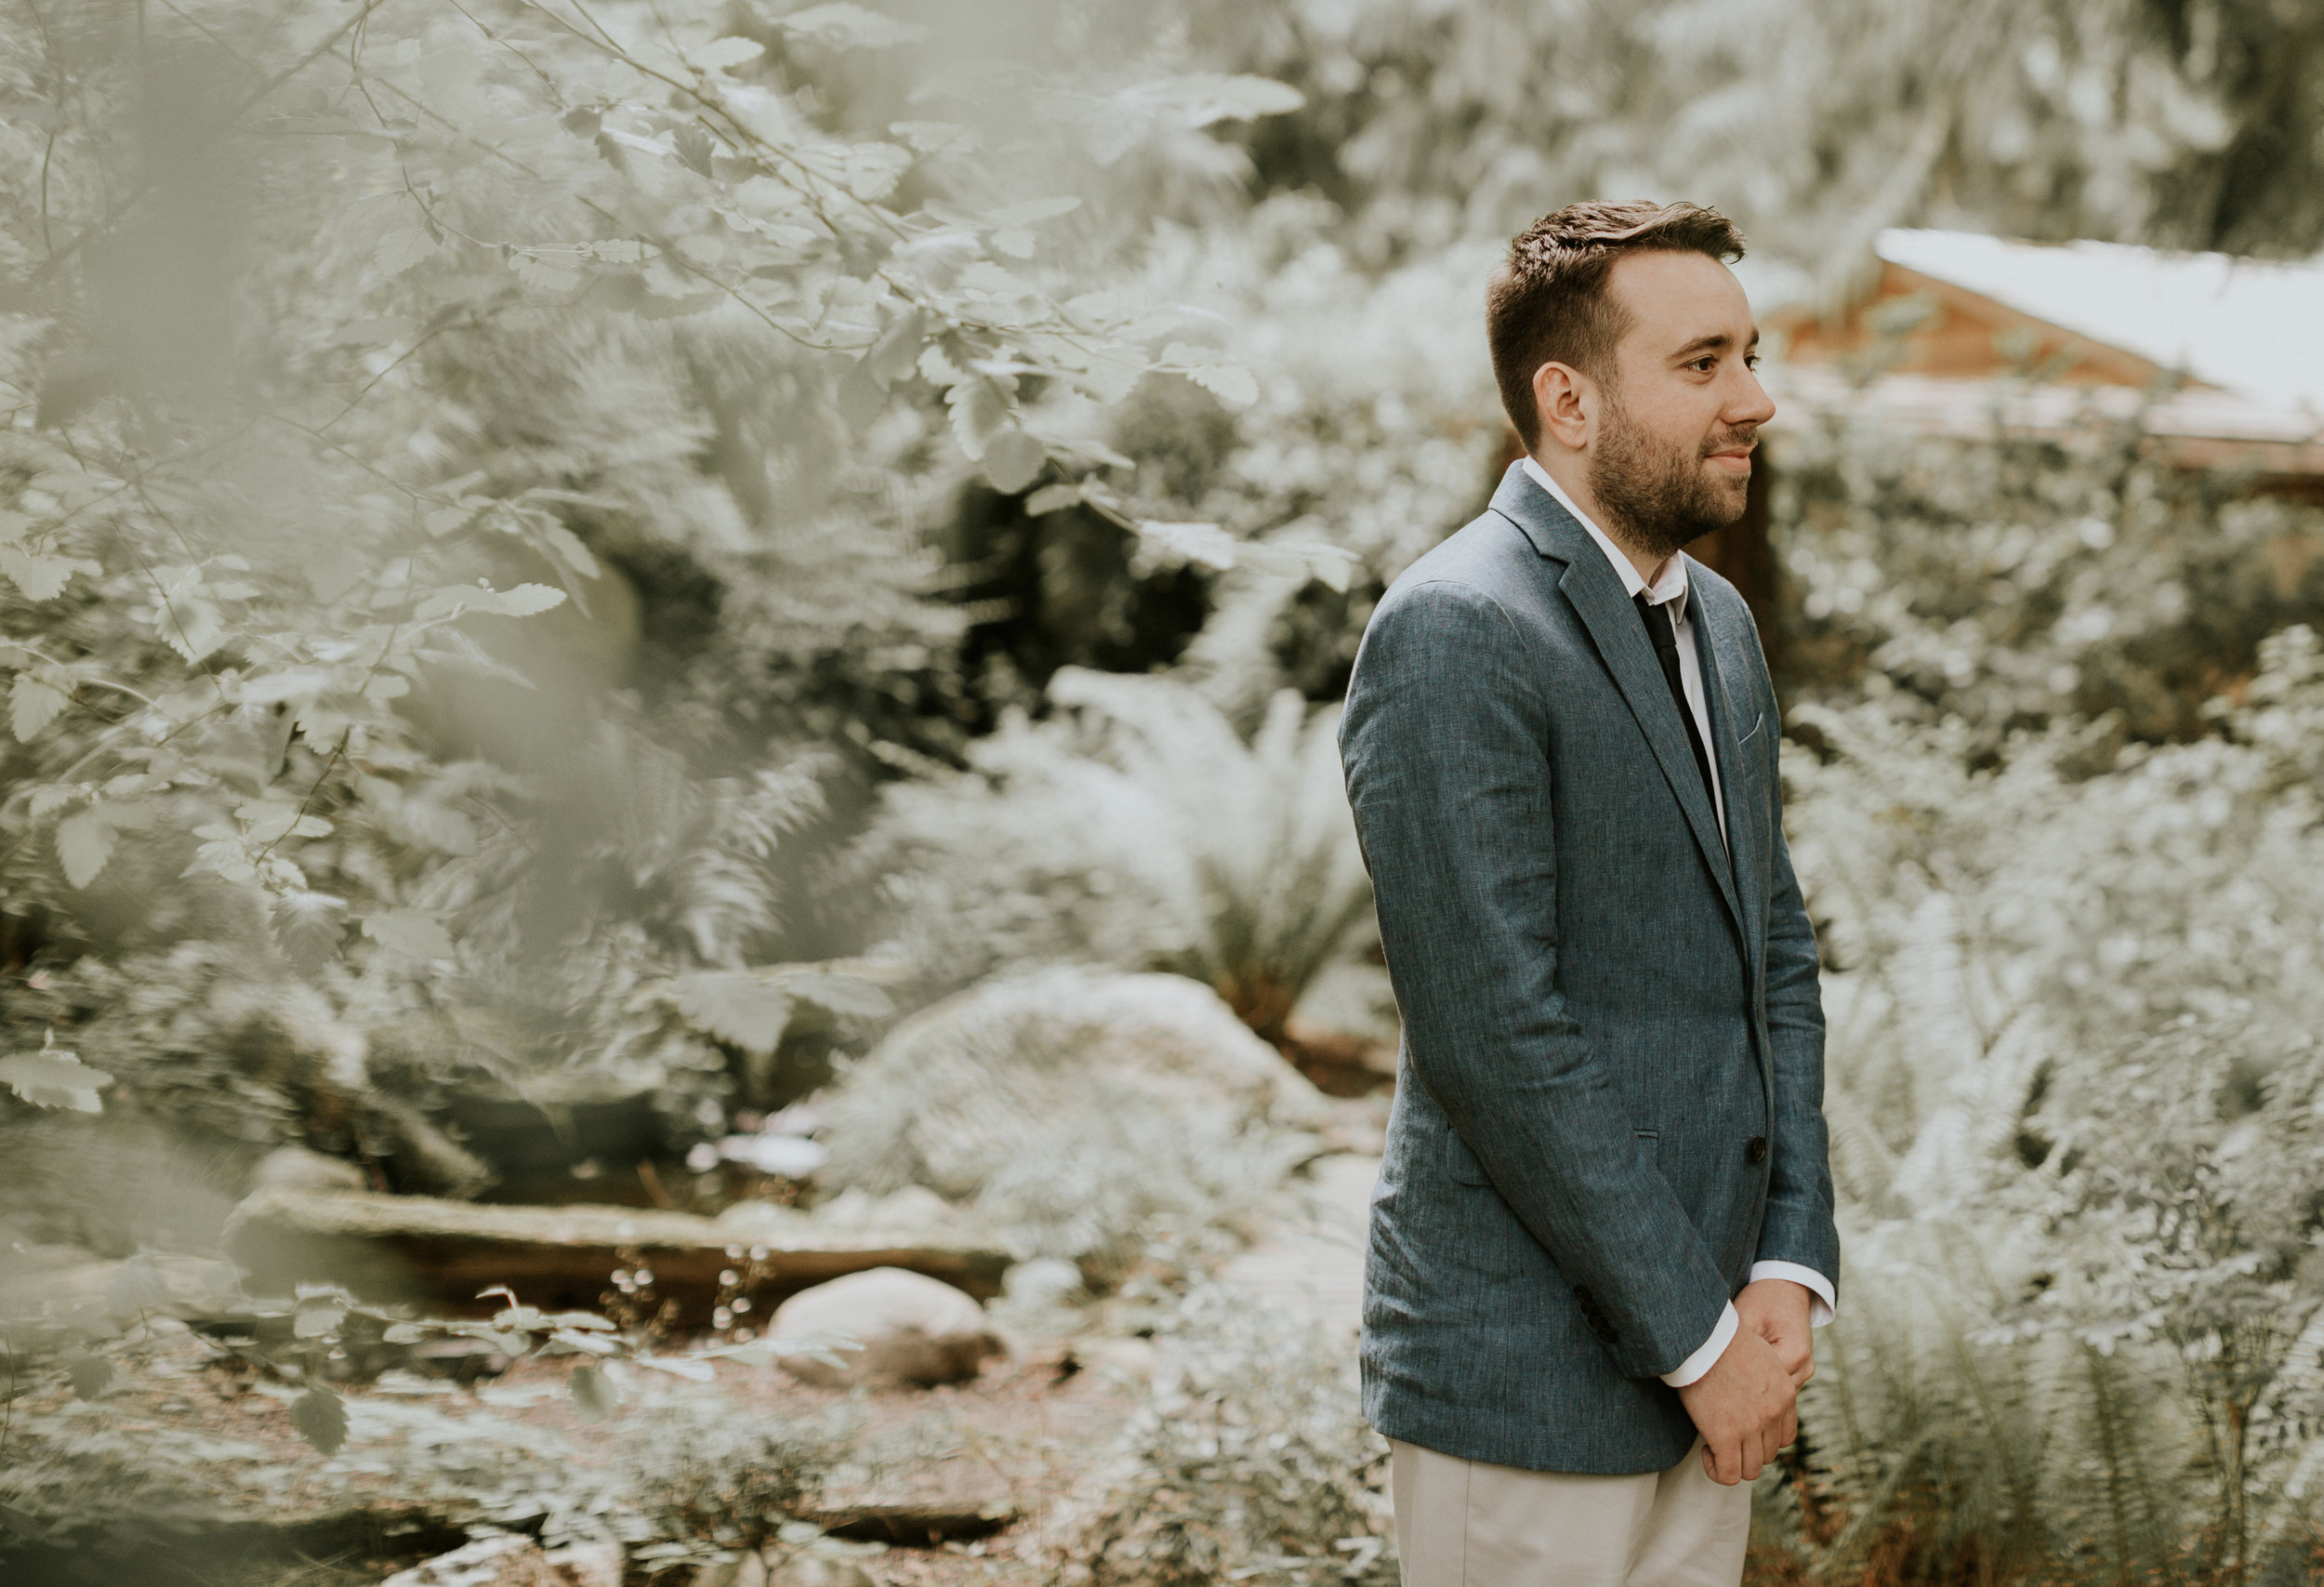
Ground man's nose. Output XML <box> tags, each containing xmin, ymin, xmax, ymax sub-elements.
<box><xmin>1730</xmin><ymin>369</ymin><xmax>1777</xmax><ymax>427</ymax></box>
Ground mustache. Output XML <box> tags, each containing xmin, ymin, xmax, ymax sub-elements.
<box><xmin>1699</xmin><ymin>426</ymin><xmax>1759</xmax><ymax>457</ymax></box>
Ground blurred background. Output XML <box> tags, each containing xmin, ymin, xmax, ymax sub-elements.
<box><xmin>4</xmin><ymin>0</ymin><xmax>2324</xmax><ymax>1583</ymax></box>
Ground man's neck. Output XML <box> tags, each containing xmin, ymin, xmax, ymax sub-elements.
<box><xmin>1527</xmin><ymin>450</ymin><xmax>1671</xmax><ymax>587</ymax></box>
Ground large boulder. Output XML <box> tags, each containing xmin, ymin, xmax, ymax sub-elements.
<box><xmin>815</xmin><ymin>969</ymin><xmax>1327</xmax><ymax>1269</ymax></box>
<box><xmin>769</xmin><ymin>1266</ymin><xmax>1002</xmax><ymax>1389</ymax></box>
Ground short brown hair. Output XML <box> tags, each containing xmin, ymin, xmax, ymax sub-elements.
<box><xmin>1486</xmin><ymin>201</ymin><xmax>1748</xmax><ymax>450</ymax></box>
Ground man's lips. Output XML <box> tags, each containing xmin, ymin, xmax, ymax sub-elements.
<box><xmin>1707</xmin><ymin>446</ymin><xmax>1754</xmax><ymax>474</ymax></box>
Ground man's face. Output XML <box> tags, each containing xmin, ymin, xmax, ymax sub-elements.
<box><xmin>1583</xmin><ymin>250</ymin><xmax>1776</xmax><ymax>560</ymax></box>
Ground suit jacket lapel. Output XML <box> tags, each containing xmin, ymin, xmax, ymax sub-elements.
<box><xmin>1489</xmin><ymin>467</ymin><xmax>1745</xmax><ymax>942</ymax></box>
<box><xmin>1689</xmin><ymin>584</ymin><xmax>1766</xmax><ymax>983</ymax></box>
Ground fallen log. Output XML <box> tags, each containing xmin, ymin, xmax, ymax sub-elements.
<box><xmin>222</xmin><ymin>1186</ymin><xmax>1013</xmax><ymax>1323</ymax></box>
<box><xmin>812</xmin><ymin>1498</ymin><xmax>1019</xmax><ymax>1546</ymax></box>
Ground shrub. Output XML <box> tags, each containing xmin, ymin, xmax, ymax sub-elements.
<box><xmin>1067</xmin><ymin>1286</ymin><xmax>1394</xmax><ymax>1587</ymax></box>
<box><xmin>866</xmin><ymin>668</ymin><xmax>1372</xmax><ymax>1041</ymax></box>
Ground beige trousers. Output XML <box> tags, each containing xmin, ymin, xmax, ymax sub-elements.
<box><xmin>1389</xmin><ymin>1437</ymin><xmax>1750</xmax><ymax>1587</ymax></box>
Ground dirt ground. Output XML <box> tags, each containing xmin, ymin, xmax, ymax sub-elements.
<box><xmin>0</xmin><ymin>1316</ymin><xmax>1151</xmax><ymax>1587</ymax></box>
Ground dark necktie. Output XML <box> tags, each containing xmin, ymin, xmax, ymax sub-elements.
<box><xmin>1634</xmin><ymin>591</ymin><xmax>1720</xmax><ymax>822</ymax></box>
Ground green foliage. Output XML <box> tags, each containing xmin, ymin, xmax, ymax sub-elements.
<box><xmin>1204</xmin><ymin>0</ymin><xmax>2324</xmax><ymax>273</ymax></box>
<box><xmin>1769</xmin><ymin>397</ymin><xmax>2324</xmax><ymax>744</ymax></box>
<box><xmin>1071</xmin><ymin>1285</ymin><xmax>1394</xmax><ymax>1587</ymax></box>
<box><xmin>0</xmin><ymin>0</ymin><xmax>1327</xmax><ymax>1177</ymax></box>
<box><xmin>1761</xmin><ymin>628</ymin><xmax>2324</xmax><ymax>1580</ymax></box>
<box><xmin>867</xmin><ymin>668</ymin><xmax>1370</xmax><ymax>1036</ymax></box>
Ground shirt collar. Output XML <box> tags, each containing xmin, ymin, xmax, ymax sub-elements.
<box><xmin>1520</xmin><ymin>455</ymin><xmax>1690</xmax><ymax>621</ymax></box>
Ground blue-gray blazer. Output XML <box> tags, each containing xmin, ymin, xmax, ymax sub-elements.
<box><xmin>1339</xmin><ymin>461</ymin><xmax>1839</xmax><ymax>1475</ymax></box>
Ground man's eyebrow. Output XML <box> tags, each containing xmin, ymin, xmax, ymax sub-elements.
<box><xmin>1670</xmin><ymin>328</ymin><xmax>1763</xmax><ymax>360</ymax></box>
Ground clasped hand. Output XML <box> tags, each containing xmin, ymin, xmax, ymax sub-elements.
<box><xmin>1674</xmin><ymin>1278</ymin><xmax>1816</xmax><ymax>1486</ymax></box>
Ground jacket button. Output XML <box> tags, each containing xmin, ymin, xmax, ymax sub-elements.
<box><xmin>1746</xmin><ymin>1136</ymin><xmax>1769</xmax><ymax>1164</ymax></box>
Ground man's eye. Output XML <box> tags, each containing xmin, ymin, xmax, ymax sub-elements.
<box><xmin>1744</xmin><ymin>353</ymin><xmax>1761</xmax><ymax>370</ymax></box>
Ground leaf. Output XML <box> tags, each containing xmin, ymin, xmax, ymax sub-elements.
<box><xmin>0</xmin><ymin>545</ymin><xmax>100</xmax><ymax>601</ymax></box>
<box><xmin>986</xmin><ymin>197</ymin><xmax>1082</xmax><ymax>228</ymax></box>
<box><xmin>293</xmin><ymin>1299</ymin><xmax>347</xmax><ymax>1338</ymax></box>
<box><xmin>1162</xmin><ymin>342</ymin><xmax>1260</xmax><ymax>407</ymax></box>
<box><xmin>777</xmin><ymin>970</ymin><xmax>893</xmax><ymax>1022</ymax></box>
<box><xmin>542</xmin><ymin>523</ymin><xmax>600</xmax><ymax>578</ymax></box>
<box><xmin>862</xmin><ymin>309</ymin><xmax>924</xmax><ymax>387</ymax></box>
<box><xmin>105</xmin><ymin>1252</ymin><xmax>171</xmax><ymax>1315</ymax></box>
<box><xmin>569</xmin><ymin>1363</ymin><xmax>620</xmax><ymax>1422</ymax></box>
<box><xmin>56</xmin><ymin>809</ymin><xmax>113</xmax><ymax>889</ymax></box>
<box><xmin>693</xmin><ymin>35</ymin><xmax>765</xmax><ymax>70</ymax></box>
<box><xmin>11</xmin><ymin>675</ymin><xmax>68</xmax><ymax>741</ymax></box>
<box><xmin>237</xmin><ymin>668</ymin><xmax>333</xmax><ymax>706</ymax></box>
<box><xmin>510</xmin><ymin>253</ymin><xmax>585</xmax><ymax>294</ymax></box>
<box><xmin>272</xmin><ymin>892</ymin><xmax>349</xmax><ymax>974</ymax></box>
<box><xmin>0</xmin><ymin>1047</ymin><xmax>112</xmax><ymax>1112</ymax></box>
<box><xmin>670</xmin><ymin>972</ymin><xmax>794</xmax><ymax>1056</ymax></box>
<box><xmin>381</xmin><ymin>1322</ymin><xmax>432</xmax><ymax>1344</ymax></box>
<box><xmin>1135</xmin><ymin>521</ymin><xmax>1240</xmax><ymax>570</ymax></box>
<box><xmin>1240</xmin><ymin>538</ymin><xmax>1362</xmax><ymax>593</ymax></box>
<box><xmin>632</xmin><ymin>1354</ymin><xmax>716</xmax><ymax>1382</ymax></box>
<box><xmin>775</xmin><ymin>3</ymin><xmax>931</xmax><ymax>48</ymax></box>
<box><xmin>1025</xmin><ymin>483</ymin><xmax>1082</xmax><ymax>516</ymax></box>
<box><xmin>672</xmin><ymin>125</ymin><xmax>718</xmax><ymax>178</ymax></box>
<box><xmin>889</xmin><ymin>120</ymin><xmax>975</xmax><ymax>154</ymax></box>
<box><xmin>1121</xmin><ymin>73</ymin><xmax>1305</xmax><ymax>128</ymax></box>
<box><xmin>984</xmin><ymin>430</ymin><xmax>1047</xmax><ymax>495</ymax></box>
<box><xmin>291</xmin><ymin>1385</ymin><xmax>350</xmax><ymax>1455</ymax></box>
<box><xmin>362</xmin><ymin>909</ymin><xmax>456</xmax><ymax>960</ymax></box>
<box><xmin>946</xmin><ymin>377</ymin><xmax>1010</xmax><ymax>462</ymax></box>
<box><xmin>482</xmin><ymin>582</ymin><xmax>568</xmax><ymax>617</ymax></box>
<box><xmin>372</xmin><ymin>228</ymin><xmax>439</xmax><ymax>277</ymax></box>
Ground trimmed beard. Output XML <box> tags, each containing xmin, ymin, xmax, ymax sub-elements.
<box><xmin>1587</xmin><ymin>389</ymin><xmax>1756</xmax><ymax>562</ymax></box>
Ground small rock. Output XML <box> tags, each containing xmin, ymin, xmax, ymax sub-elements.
<box><xmin>249</xmin><ymin>1144</ymin><xmax>368</xmax><ymax>1195</ymax></box>
<box><xmin>770</xmin><ymin>1266</ymin><xmax>1001</xmax><ymax>1389</ymax></box>
<box><xmin>773</xmin><ymin>1556</ymin><xmax>876</xmax><ymax>1587</ymax></box>
<box><xmin>1001</xmin><ymin>1256</ymin><xmax>1085</xmax><ymax>1308</ymax></box>
<box><xmin>381</xmin><ymin>1535</ymin><xmax>553</xmax><ymax>1587</ymax></box>
<box><xmin>1075</xmin><ymin>1336</ymin><xmax>1159</xmax><ymax>1385</ymax></box>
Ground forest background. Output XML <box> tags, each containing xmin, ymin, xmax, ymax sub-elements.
<box><xmin>5</xmin><ymin>0</ymin><xmax>2324</xmax><ymax>1583</ymax></box>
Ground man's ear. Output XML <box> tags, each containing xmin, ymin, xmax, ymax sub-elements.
<box><xmin>1530</xmin><ymin>361</ymin><xmax>1594</xmax><ymax>453</ymax></box>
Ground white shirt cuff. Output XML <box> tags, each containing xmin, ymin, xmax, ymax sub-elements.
<box><xmin>1659</xmin><ymin>1302</ymin><xmax>1737</xmax><ymax>1388</ymax></box>
<box><xmin>1749</xmin><ymin>1261</ymin><xmax>1837</xmax><ymax>1326</ymax></box>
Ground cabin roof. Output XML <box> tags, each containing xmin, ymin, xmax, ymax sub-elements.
<box><xmin>1861</xmin><ymin>230</ymin><xmax>2324</xmax><ymax>417</ymax></box>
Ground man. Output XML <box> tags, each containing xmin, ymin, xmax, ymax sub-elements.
<box><xmin>1337</xmin><ymin>201</ymin><xmax>1839</xmax><ymax>1586</ymax></box>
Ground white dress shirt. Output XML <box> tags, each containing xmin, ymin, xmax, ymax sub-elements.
<box><xmin>1521</xmin><ymin>456</ymin><xmax>1836</xmax><ymax>1389</ymax></box>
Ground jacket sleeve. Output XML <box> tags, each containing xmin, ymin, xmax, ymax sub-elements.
<box><xmin>1339</xmin><ymin>575</ymin><xmax>1734</xmax><ymax>1381</ymax></box>
<box><xmin>1750</xmin><ymin>686</ymin><xmax>1842</xmax><ymax>1291</ymax></box>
